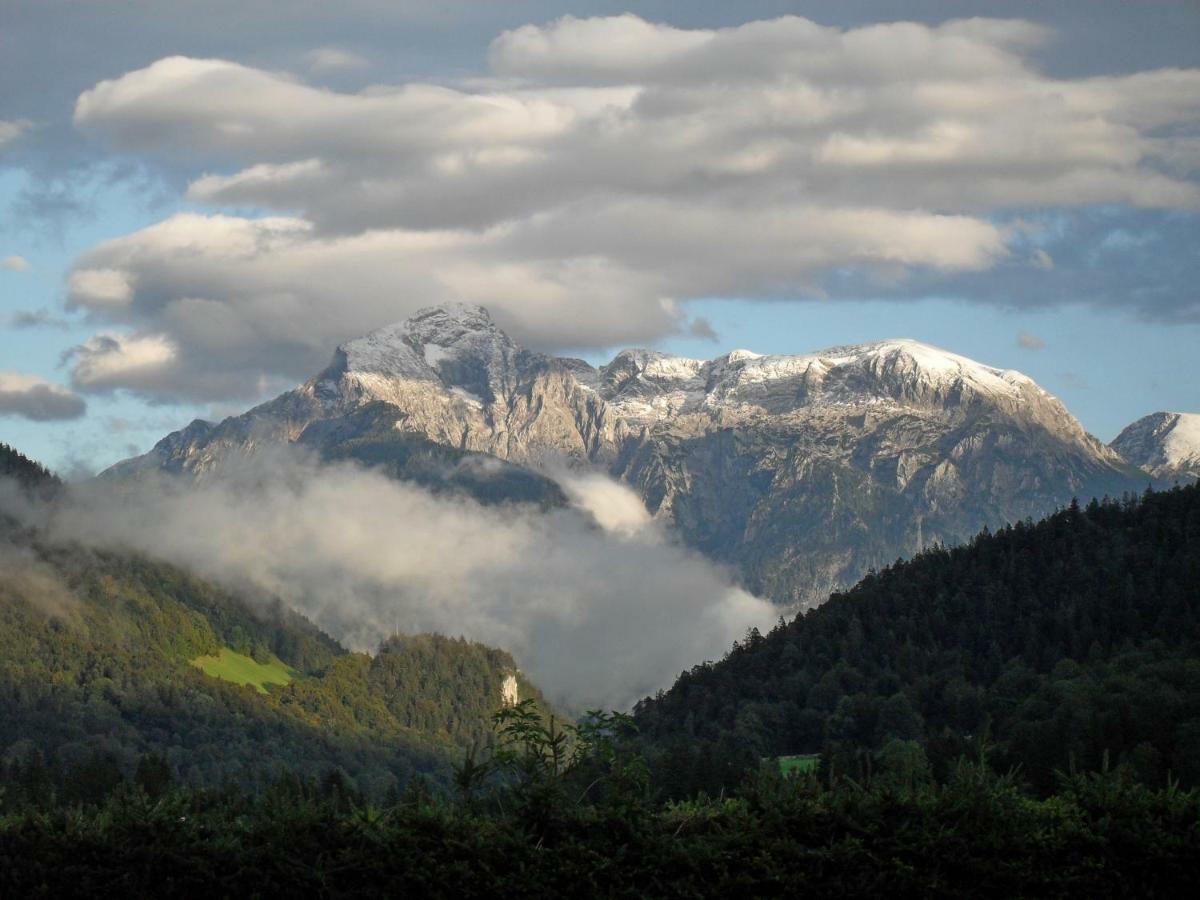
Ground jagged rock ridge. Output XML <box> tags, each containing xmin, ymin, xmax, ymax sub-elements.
<box><xmin>105</xmin><ymin>303</ymin><xmax>1153</xmax><ymax>607</ymax></box>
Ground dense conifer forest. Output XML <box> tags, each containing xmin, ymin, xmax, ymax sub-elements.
<box><xmin>634</xmin><ymin>484</ymin><xmax>1200</xmax><ymax>796</ymax></box>
<box><xmin>0</xmin><ymin>442</ymin><xmax>60</xmax><ymax>498</ymax></box>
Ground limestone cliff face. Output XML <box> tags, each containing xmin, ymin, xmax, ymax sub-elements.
<box><xmin>105</xmin><ymin>304</ymin><xmax>1152</xmax><ymax>607</ymax></box>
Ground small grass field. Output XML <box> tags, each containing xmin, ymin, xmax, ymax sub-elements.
<box><xmin>190</xmin><ymin>648</ymin><xmax>295</xmax><ymax>694</ymax></box>
<box><xmin>777</xmin><ymin>754</ymin><xmax>820</xmax><ymax>776</ymax></box>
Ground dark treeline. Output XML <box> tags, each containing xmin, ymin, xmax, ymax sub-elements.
<box><xmin>0</xmin><ymin>443</ymin><xmax>58</xmax><ymax>490</ymax></box>
<box><xmin>635</xmin><ymin>484</ymin><xmax>1200</xmax><ymax>796</ymax></box>
<box><xmin>2</xmin><ymin>700</ymin><xmax>1199</xmax><ymax>897</ymax></box>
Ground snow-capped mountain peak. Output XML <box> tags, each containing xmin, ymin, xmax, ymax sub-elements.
<box><xmin>814</xmin><ymin>338</ymin><xmax>1033</xmax><ymax>395</ymax></box>
<box><xmin>321</xmin><ymin>302</ymin><xmax>526</xmax><ymax>407</ymax></box>
<box><xmin>1111</xmin><ymin>412</ymin><xmax>1200</xmax><ymax>482</ymax></box>
<box><xmin>725</xmin><ymin>348</ymin><xmax>763</xmax><ymax>362</ymax></box>
<box><xmin>324</xmin><ymin>308</ymin><xmax>1046</xmax><ymax>426</ymax></box>
<box><xmin>599</xmin><ymin>335</ymin><xmax>1045</xmax><ymax>422</ymax></box>
<box><xmin>335</xmin><ymin>303</ymin><xmax>510</xmax><ymax>378</ymax></box>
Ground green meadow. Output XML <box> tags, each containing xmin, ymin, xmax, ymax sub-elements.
<box><xmin>191</xmin><ymin>648</ymin><xmax>295</xmax><ymax>694</ymax></box>
<box><xmin>777</xmin><ymin>754</ymin><xmax>820</xmax><ymax>776</ymax></box>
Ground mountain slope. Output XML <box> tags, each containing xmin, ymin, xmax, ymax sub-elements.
<box><xmin>605</xmin><ymin>338</ymin><xmax>1147</xmax><ymax>604</ymax></box>
<box><xmin>1112</xmin><ymin>412</ymin><xmax>1200</xmax><ymax>483</ymax></box>
<box><xmin>633</xmin><ymin>484</ymin><xmax>1200</xmax><ymax>795</ymax></box>
<box><xmin>106</xmin><ymin>304</ymin><xmax>1152</xmax><ymax>606</ymax></box>
<box><xmin>1</xmin><ymin>443</ymin><xmax>60</xmax><ymax>503</ymax></box>
<box><xmin>101</xmin><ymin>304</ymin><xmax>586</xmax><ymax>509</ymax></box>
<box><xmin>0</xmin><ymin>457</ymin><xmax>547</xmax><ymax>796</ymax></box>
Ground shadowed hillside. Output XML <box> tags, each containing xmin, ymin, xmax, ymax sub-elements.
<box><xmin>635</xmin><ymin>485</ymin><xmax>1200</xmax><ymax>795</ymax></box>
<box><xmin>0</xmin><ymin>447</ymin><xmax>549</xmax><ymax>798</ymax></box>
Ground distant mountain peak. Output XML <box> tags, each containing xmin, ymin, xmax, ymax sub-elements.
<box><xmin>725</xmin><ymin>348</ymin><xmax>763</xmax><ymax>362</ymax></box>
<box><xmin>330</xmin><ymin>302</ymin><xmax>515</xmax><ymax>387</ymax></box>
<box><xmin>814</xmin><ymin>338</ymin><xmax>1033</xmax><ymax>389</ymax></box>
<box><xmin>1112</xmin><ymin>411</ymin><xmax>1200</xmax><ymax>482</ymax></box>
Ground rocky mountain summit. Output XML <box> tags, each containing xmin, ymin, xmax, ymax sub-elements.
<box><xmin>106</xmin><ymin>303</ymin><xmax>1152</xmax><ymax>606</ymax></box>
<box><xmin>1111</xmin><ymin>412</ymin><xmax>1200</xmax><ymax>483</ymax></box>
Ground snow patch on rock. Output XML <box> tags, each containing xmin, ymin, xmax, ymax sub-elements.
<box><xmin>423</xmin><ymin>343</ymin><xmax>453</xmax><ymax>367</ymax></box>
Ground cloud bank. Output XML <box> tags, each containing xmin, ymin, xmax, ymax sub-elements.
<box><xmin>59</xmin><ymin>14</ymin><xmax>1200</xmax><ymax>401</ymax></box>
<box><xmin>39</xmin><ymin>455</ymin><xmax>775</xmax><ymax>709</ymax></box>
<box><xmin>0</xmin><ymin>372</ymin><xmax>87</xmax><ymax>421</ymax></box>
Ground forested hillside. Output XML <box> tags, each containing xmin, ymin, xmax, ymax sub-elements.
<box><xmin>4</xmin><ymin>451</ymin><xmax>1199</xmax><ymax>893</ymax></box>
<box><xmin>0</xmin><ymin>449</ymin><xmax>547</xmax><ymax>800</ymax></box>
<box><xmin>0</xmin><ymin>443</ymin><xmax>59</xmax><ymax>493</ymax></box>
<box><xmin>635</xmin><ymin>485</ymin><xmax>1200</xmax><ymax>795</ymax></box>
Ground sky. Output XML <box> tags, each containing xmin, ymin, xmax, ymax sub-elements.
<box><xmin>1</xmin><ymin>0</ymin><xmax>1198</xmax><ymax>474</ymax></box>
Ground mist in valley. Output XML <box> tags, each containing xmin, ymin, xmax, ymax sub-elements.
<box><xmin>15</xmin><ymin>453</ymin><xmax>776</xmax><ymax>710</ymax></box>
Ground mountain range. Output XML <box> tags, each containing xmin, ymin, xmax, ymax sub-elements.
<box><xmin>105</xmin><ymin>303</ymin><xmax>1175</xmax><ymax>606</ymax></box>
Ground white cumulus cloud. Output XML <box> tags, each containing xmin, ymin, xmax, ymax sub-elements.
<box><xmin>61</xmin><ymin>14</ymin><xmax>1200</xmax><ymax>400</ymax></box>
<box><xmin>68</xmin><ymin>332</ymin><xmax>177</xmax><ymax>393</ymax></box>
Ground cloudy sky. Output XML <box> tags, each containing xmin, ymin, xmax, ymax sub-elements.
<box><xmin>2</xmin><ymin>0</ymin><xmax>1198</xmax><ymax>472</ymax></box>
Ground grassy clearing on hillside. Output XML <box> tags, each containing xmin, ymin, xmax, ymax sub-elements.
<box><xmin>777</xmin><ymin>754</ymin><xmax>820</xmax><ymax>776</ymax></box>
<box><xmin>191</xmin><ymin>648</ymin><xmax>295</xmax><ymax>694</ymax></box>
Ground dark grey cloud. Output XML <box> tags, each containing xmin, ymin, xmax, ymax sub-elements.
<box><xmin>687</xmin><ymin>317</ymin><xmax>719</xmax><ymax>342</ymax></box>
<box><xmin>0</xmin><ymin>373</ymin><xmax>87</xmax><ymax>421</ymax></box>
<box><xmin>831</xmin><ymin>208</ymin><xmax>1200</xmax><ymax>323</ymax></box>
